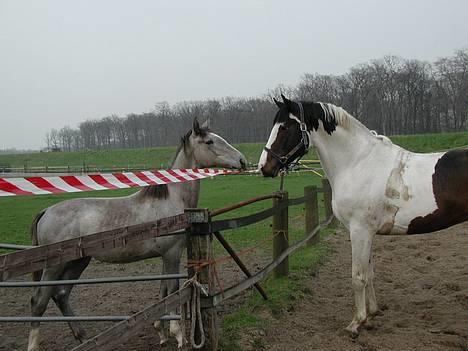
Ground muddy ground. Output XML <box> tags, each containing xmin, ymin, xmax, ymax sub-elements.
<box><xmin>1</xmin><ymin>222</ymin><xmax>466</xmax><ymax>351</ymax></box>
<box><xmin>250</xmin><ymin>222</ymin><xmax>468</xmax><ymax>351</ymax></box>
<box><xmin>0</xmin><ymin>249</ymin><xmax>269</xmax><ymax>351</ymax></box>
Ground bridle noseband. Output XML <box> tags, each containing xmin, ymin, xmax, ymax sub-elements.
<box><xmin>264</xmin><ymin>101</ymin><xmax>310</xmax><ymax>170</ymax></box>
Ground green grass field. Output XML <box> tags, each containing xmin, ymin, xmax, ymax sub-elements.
<box><xmin>1</xmin><ymin>131</ymin><xmax>466</xmax><ymax>169</ymax></box>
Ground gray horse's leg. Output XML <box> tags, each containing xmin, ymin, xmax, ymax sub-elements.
<box><xmin>28</xmin><ymin>265</ymin><xmax>65</xmax><ymax>351</ymax></box>
<box><xmin>154</xmin><ymin>263</ymin><xmax>169</xmax><ymax>345</ymax></box>
<box><xmin>163</xmin><ymin>253</ymin><xmax>184</xmax><ymax>349</ymax></box>
<box><xmin>52</xmin><ymin>257</ymin><xmax>91</xmax><ymax>343</ymax></box>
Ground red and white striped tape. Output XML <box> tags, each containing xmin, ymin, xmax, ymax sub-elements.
<box><xmin>0</xmin><ymin>169</ymin><xmax>234</xmax><ymax>197</ymax></box>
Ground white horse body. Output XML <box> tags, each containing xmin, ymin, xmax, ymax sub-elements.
<box><xmin>314</xmin><ymin>124</ymin><xmax>443</xmax><ymax>235</ymax></box>
<box><xmin>259</xmin><ymin>96</ymin><xmax>467</xmax><ymax>337</ymax></box>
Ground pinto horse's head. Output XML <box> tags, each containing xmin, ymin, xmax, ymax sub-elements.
<box><xmin>258</xmin><ymin>95</ymin><xmax>339</xmax><ymax>177</ymax></box>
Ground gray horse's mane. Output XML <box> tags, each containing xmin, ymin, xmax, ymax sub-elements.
<box><xmin>138</xmin><ymin>126</ymin><xmax>210</xmax><ymax>200</ymax></box>
<box><xmin>137</xmin><ymin>184</ymin><xmax>169</xmax><ymax>199</ymax></box>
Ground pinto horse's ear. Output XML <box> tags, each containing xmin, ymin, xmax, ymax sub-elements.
<box><xmin>193</xmin><ymin>117</ymin><xmax>202</xmax><ymax>135</ymax></box>
<box><xmin>273</xmin><ymin>98</ymin><xmax>284</xmax><ymax>109</ymax></box>
<box><xmin>281</xmin><ymin>94</ymin><xmax>294</xmax><ymax>111</ymax></box>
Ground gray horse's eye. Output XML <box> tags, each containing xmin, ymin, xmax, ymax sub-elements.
<box><xmin>205</xmin><ymin>140</ymin><xmax>214</xmax><ymax>145</ymax></box>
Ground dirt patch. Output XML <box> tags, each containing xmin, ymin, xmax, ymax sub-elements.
<box><xmin>250</xmin><ymin>222</ymin><xmax>468</xmax><ymax>351</ymax></box>
<box><xmin>0</xmin><ymin>251</ymin><xmax>269</xmax><ymax>351</ymax></box>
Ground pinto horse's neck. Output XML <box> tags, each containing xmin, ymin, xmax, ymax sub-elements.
<box><xmin>310</xmin><ymin>114</ymin><xmax>377</xmax><ymax>188</ymax></box>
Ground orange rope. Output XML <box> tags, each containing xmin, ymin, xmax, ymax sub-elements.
<box><xmin>185</xmin><ymin>230</ymin><xmax>286</xmax><ymax>293</ymax></box>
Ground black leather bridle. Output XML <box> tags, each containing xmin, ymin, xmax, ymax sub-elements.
<box><xmin>264</xmin><ymin>101</ymin><xmax>310</xmax><ymax>170</ymax></box>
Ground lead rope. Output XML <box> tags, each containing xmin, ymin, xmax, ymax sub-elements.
<box><xmin>182</xmin><ymin>274</ymin><xmax>207</xmax><ymax>349</ymax></box>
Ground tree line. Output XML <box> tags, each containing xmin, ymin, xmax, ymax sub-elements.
<box><xmin>45</xmin><ymin>49</ymin><xmax>468</xmax><ymax>151</ymax></box>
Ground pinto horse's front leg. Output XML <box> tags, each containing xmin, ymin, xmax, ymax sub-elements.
<box><xmin>346</xmin><ymin>226</ymin><xmax>374</xmax><ymax>337</ymax></box>
<box><xmin>366</xmin><ymin>255</ymin><xmax>379</xmax><ymax>316</ymax></box>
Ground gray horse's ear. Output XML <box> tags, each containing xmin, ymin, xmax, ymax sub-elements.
<box><xmin>273</xmin><ymin>98</ymin><xmax>283</xmax><ymax>108</ymax></box>
<box><xmin>201</xmin><ymin>119</ymin><xmax>209</xmax><ymax>129</ymax></box>
<box><xmin>193</xmin><ymin>118</ymin><xmax>202</xmax><ymax>135</ymax></box>
<box><xmin>281</xmin><ymin>94</ymin><xmax>294</xmax><ymax>111</ymax></box>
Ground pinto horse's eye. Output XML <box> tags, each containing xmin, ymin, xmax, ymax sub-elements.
<box><xmin>279</xmin><ymin>125</ymin><xmax>288</xmax><ymax>131</ymax></box>
<box><xmin>205</xmin><ymin>140</ymin><xmax>214</xmax><ymax>145</ymax></box>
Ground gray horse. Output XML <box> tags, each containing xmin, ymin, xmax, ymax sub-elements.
<box><xmin>28</xmin><ymin>119</ymin><xmax>246</xmax><ymax>351</ymax></box>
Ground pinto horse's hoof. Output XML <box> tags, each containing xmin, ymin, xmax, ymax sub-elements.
<box><xmin>344</xmin><ymin>327</ymin><xmax>360</xmax><ymax>339</ymax></box>
<box><xmin>345</xmin><ymin>320</ymin><xmax>363</xmax><ymax>339</ymax></box>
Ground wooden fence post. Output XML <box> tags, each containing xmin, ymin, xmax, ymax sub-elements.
<box><xmin>304</xmin><ymin>185</ymin><xmax>319</xmax><ymax>245</ymax></box>
<box><xmin>321</xmin><ymin>178</ymin><xmax>337</xmax><ymax>226</ymax></box>
<box><xmin>185</xmin><ymin>208</ymin><xmax>218</xmax><ymax>351</ymax></box>
<box><xmin>273</xmin><ymin>191</ymin><xmax>288</xmax><ymax>278</ymax></box>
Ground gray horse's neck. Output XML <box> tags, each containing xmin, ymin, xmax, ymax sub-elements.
<box><xmin>170</xmin><ymin>144</ymin><xmax>200</xmax><ymax>208</ymax></box>
<box><xmin>135</xmin><ymin>141</ymin><xmax>200</xmax><ymax>208</ymax></box>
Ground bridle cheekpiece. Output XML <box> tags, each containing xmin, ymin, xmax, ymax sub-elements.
<box><xmin>264</xmin><ymin>101</ymin><xmax>310</xmax><ymax>171</ymax></box>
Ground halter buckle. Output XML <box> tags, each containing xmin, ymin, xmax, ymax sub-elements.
<box><xmin>300</xmin><ymin>122</ymin><xmax>307</xmax><ymax>132</ymax></box>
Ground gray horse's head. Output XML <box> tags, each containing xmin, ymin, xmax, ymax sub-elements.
<box><xmin>183</xmin><ymin>118</ymin><xmax>247</xmax><ymax>170</ymax></box>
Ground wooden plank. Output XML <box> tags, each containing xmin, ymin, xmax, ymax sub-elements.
<box><xmin>305</xmin><ymin>185</ymin><xmax>319</xmax><ymax>245</ymax></box>
<box><xmin>0</xmin><ymin>214</ymin><xmax>189</xmax><ymax>281</ymax></box>
<box><xmin>186</xmin><ymin>208</ymin><xmax>218</xmax><ymax>351</ymax></box>
<box><xmin>273</xmin><ymin>191</ymin><xmax>288</xmax><ymax>278</ymax></box>
<box><xmin>209</xmin><ymin>201</ymin><xmax>290</xmax><ymax>232</ymax></box>
<box><xmin>71</xmin><ymin>287</ymin><xmax>191</xmax><ymax>351</ymax></box>
<box><xmin>211</xmin><ymin>215</ymin><xmax>335</xmax><ymax>307</ymax></box>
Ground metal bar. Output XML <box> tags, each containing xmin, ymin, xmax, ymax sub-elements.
<box><xmin>72</xmin><ymin>287</ymin><xmax>191</xmax><ymax>351</ymax></box>
<box><xmin>210</xmin><ymin>194</ymin><xmax>282</xmax><ymax>217</ymax></box>
<box><xmin>0</xmin><ymin>273</ymin><xmax>188</xmax><ymax>287</ymax></box>
<box><xmin>0</xmin><ymin>315</ymin><xmax>181</xmax><ymax>323</ymax></box>
<box><xmin>213</xmin><ymin>231</ymin><xmax>268</xmax><ymax>300</ymax></box>
<box><xmin>0</xmin><ymin>243</ymin><xmax>36</xmax><ymax>250</ymax></box>
<box><xmin>0</xmin><ymin>316</ymin><xmax>128</xmax><ymax>322</ymax></box>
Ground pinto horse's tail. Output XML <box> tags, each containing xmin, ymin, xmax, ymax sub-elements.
<box><xmin>31</xmin><ymin>209</ymin><xmax>46</xmax><ymax>281</ymax></box>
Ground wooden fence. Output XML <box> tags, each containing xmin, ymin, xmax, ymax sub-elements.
<box><xmin>0</xmin><ymin>179</ymin><xmax>334</xmax><ymax>351</ymax></box>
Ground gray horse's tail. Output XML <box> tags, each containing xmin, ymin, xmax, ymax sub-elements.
<box><xmin>31</xmin><ymin>209</ymin><xmax>46</xmax><ymax>281</ymax></box>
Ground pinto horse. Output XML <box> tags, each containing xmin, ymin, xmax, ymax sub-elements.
<box><xmin>259</xmin><ymin>95</ymin><xmax>468</xmax><ymax>337</ymax></box>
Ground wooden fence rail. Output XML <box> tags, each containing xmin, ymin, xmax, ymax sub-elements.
<box><xmin>0</xmin><ymin>214</ymin><xmax>189</xmax><ymax>281</ymax></box>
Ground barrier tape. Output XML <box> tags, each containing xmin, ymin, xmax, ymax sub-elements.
<box><xmin>0</xmin><ymin>169</ymin><xmax>234</xmax><ymax>197</ymax></box>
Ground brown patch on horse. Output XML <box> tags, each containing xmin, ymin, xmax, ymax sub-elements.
<box><xmin>137</xmin><ymin>184</ymin><xmax>169</xmax><ymax>200</ymax></box>
<box><xmin>408</xmin><ymin>149</ymin><xmax>468</xmax><ymax>234</ymax></box>
<box><xmin>385</xmin><ymin>152</ymin><xmax>411</xmax><ymax>201</ymax></box>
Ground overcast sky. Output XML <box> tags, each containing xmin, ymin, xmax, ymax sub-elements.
<box><xmin>1</xmin><ymin>0</ymin><xmax>467</xmax><ymax>149</ymax></box>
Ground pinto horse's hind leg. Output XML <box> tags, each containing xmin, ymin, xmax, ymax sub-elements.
<box><xmin>346</xmin><ymin>226</ymin><xmax>374</xmax><ymax>338</ymax></box>
<box><xmin>28</xmin><ymin>265</ymin><xmax>65</xmax><ymax>351</ymax></box>
<box><xmin>52</xmin><ymin>257</ymin><xmax>91</xmax><ymax>343</ymax></box>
